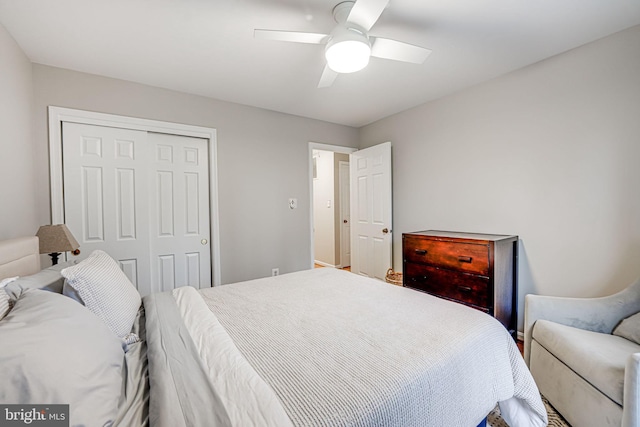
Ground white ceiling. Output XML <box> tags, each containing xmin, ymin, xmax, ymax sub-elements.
<box><xmin>1</xmin><ymin>0</ymin><xmax>639</xmax><ymax>127</ymax></box>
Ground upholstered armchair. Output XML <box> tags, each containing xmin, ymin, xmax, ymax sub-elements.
<box><xmin>525</xmin><ymin>277</ymin><xmax>640</xmax><ymax>427</ymax></box>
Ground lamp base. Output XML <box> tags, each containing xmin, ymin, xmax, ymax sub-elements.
<box><xmin>48</xmin><ymin>252</ymin><xmax>61</xmax><ymax>266</ymax></box>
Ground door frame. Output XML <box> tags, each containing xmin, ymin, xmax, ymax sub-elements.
<box><xmin>308</xmin><ymin>142</ymin><xmax>356</xmax><ymax>269</ymax></box>
<box><xmin>338</xmin><ymin>160</ymin><xmax>350</xmax><ymax>268</ymax></box>
<box><xmin>48</xmin><ymin>106</ymin><xmax>222</xmax><ymax>286</ymax></box>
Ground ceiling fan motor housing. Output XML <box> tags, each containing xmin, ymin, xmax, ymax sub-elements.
<box><xmin>332</xmin><ymin>1</ymin><xmax>356</xmax><ymax>24</ymax></box>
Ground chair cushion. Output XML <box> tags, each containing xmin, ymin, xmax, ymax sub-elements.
<box><xmin>532</xmin><ymin>319</ymin><xmax>640</xmax><ymax>405</ymax></box>
<box><xmin>613</xmin><ymin>312</ymin><xmax>640</xmax><ymax>345</ymax></box>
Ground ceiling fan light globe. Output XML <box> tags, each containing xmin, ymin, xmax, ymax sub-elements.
<box><xmin>325</xmin><ymin>40</ymin><xmax>371</xmax><ymax>73</ymax></box>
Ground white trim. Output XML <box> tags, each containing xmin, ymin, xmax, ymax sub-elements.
<box><xmin>313</xmin><ymin>260</ymin><xmax>337</xmax><ymax>268</ymax></box>
<box><xmin>338</xmin><ymin>160</ymin><xmax>350</xmax><ymax>269</ymax></box>
<box><xmin>517</xmin><ymin>331</ymin><xmax>524</xmax><ymax>342</ymax></box>
<box><xmin>308</xmin><ymin>142</ymin><xmax>357</xmax><ymax>269</ymax></box>
<box><xmin>47</xmin><ymin>106</ymin><xmax>222</xmax><ymax>286</ymax></box>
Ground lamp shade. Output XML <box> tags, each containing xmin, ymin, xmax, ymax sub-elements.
<box><xmin>36</xmin><ymin>224</ymin><xmax>80</xmax><ymax>254</ymax></box>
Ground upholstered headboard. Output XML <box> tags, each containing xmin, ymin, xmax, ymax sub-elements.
<box><xmin>0</xmin><ymin>237</ymin><xmax>40</xmax><ymax>280</ymax></box>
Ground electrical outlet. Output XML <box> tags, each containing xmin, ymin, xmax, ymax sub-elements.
<box><xmin>272</xmin><ymin>268</ymin><xmax>279</xmax><ymax>276</ymax></box>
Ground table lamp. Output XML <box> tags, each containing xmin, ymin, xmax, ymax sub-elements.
<box><xmin>36</xmin><ymin>224</ymin><xmax>80</xmax><ymax>265</ymax></box>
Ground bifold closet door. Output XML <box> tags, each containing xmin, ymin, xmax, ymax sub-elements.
<box><xmin>62</xmin><ymin>122</ymin><xmax>211</xmax><ymax>295</ymax></box>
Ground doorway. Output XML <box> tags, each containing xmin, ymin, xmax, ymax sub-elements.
<box><xmin>309</xmin><ymin>143</ymin><xmax>356</xmax><ymax>269</ymax></box>
<box><xmin>308</xmin><ymin>141</ymin><xmax>393</xmax><ymax>281</ymax></box>
<box><xmin>312</xmin><ymin>148</ymin><xmax>351</xmax><ymax>268</ymax></box>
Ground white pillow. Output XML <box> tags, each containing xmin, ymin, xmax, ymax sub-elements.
<box><xmin>0</xmin><ymin>276</ymin><xmax>18</xmax><ymax>288</ymax></box>
<box><xmin>61</xmin><ymin>250</ymin><xmax>141</xmax><ymax>338</ymax></box>
<box><xmin>3</xmin><ymin>261</ymin><xmax>73</xmax><ymax>296</ymax></box>
<box><xmin>0</xmin><ymin>289</ymin><xmax>124</xmax><ymax>425</ymax></box>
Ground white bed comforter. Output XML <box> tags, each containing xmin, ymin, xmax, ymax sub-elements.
<box><xmin>171</xmin><ymin>268</ymin><xmax>547</xmax><ymax>427</ymax></box>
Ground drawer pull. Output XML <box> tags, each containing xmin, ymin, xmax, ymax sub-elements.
<box><xmin>458</xmin><ymin>256</ymin><xmax>473</xmax><ymax>263</ymax></box>
<box><xmin>414</xmin><ymin>249</ymin><xmax>427</xmax><ymax>256</ymax></box>
<box><xmin>458</xmin><ymin>286</ymin><xmax>472</xmax><ymax>293</ymax></box>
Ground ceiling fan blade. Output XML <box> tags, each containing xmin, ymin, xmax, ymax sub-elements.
<box><xmin>370</xmin><ymin>37</ymin><xmax>432</xmax><ymax>64</ymax></box>
<box><xmin>254</xmin><ymin>29</ymin><xmax>328</xmax><ymax>44</ymax></box>
<box><xmin>317</xmin><ymin>65</ymin><xmax>338</xmax><ymax>88</ymax></box>
<box><xmin>346</xmin><ymin>0</ymin><xmax>390</xmax><ymax>31</ymax></box>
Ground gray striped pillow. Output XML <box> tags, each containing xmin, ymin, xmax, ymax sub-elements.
<box><xmin>61</xmin><ymin>250</ymin><xmax>141</xmax><ymax>338</ymax></box>
<box><xmin>0</xmin><ymin>291</ymin><xmax>10</xmax><ymax>321</ymax></box>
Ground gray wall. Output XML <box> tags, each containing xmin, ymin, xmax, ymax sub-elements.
<box><xmin>360</xmin><ymin>25</ymin><xmax>640</xmax><ymax>332</ymax></box>
<box><xmin>0</xmin><ymin>24</ymin><xmax>38</xmax><ymax>240</ymax></box>
<box><xmin>31</xmin><ymin>65</ymin><xmax>359</xmax><ymax>284</ymax></box>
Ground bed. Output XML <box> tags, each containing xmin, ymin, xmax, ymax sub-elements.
<box><xmin>0</xmin><ymin>236</ymin><xmax>548</xmax><ymax>427</ymax></box>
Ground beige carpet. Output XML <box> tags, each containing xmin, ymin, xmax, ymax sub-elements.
<box><xmin>488</xmin><ymin>396</ymin><xmax>570</xmax><ymax>426</ymax></box>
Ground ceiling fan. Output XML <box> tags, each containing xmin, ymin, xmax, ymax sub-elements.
<box><xmin>254</xmin><ymin>0</ymin><xmax>432</xmax><ymax>88</ymax></box>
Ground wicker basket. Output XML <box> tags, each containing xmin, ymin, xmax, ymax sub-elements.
<box><xmin>385</xmin><ymin>268</ymin><xmax>403</xmax><ymax>286</ymax></box>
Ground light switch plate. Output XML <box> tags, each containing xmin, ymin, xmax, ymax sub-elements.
<box><xmin>288</xmin><ymin>198</ymin><xmax>297</xmax><ymax>209</ymax></box>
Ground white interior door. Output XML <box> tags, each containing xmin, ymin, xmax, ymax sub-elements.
<box><xmin>62</xmin><ymin>122</ymin><xmax>211</xmax><ymax>295</ymax></box>
<box><xmin>350</xmin><ymin>142</ymin><xmax>392</xmax><ymax>280</ymax></box>
<box><xmin>339</xmin><ymin>161</ymin><xmax>351</xmax><ymax>268</ymax></box>
<box><xmin>147</xmin><ymin>132</ymin><xmax>211</xmax><ymax>292</ymax></box>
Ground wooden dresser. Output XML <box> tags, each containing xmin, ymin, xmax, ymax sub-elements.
<box><xmin>402</xmin><ymin>230</ymin><xmax>518</xmax><ymax>335</ymax></box>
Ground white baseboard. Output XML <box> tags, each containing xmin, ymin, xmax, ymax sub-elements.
<box><xmin>314</xmin><ymin>260</ymin><xmax>337</xmax><ymax>268</ymax></box>
<box><xmin>517</xmin><ymin>331</ymin><xmax>524</xmax><ymax>341</ymax></box>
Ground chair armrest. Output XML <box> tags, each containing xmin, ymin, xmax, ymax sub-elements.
<box><xmin>623</xmin><ymin>353</ymin><xmax>640</xmax><ymax>427</ymax></box>
<box><xmin>524</xmin><ymin>277</ymin><xmax>640</xmax><ymax>366</ymax></box>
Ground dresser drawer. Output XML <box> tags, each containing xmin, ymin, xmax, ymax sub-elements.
<box><xmin>404</xmin><ymin>262</ymin><xmax>490</xmax><ymax>308</ymax></box>
<box><xmin>403</xmin><ymin>236</ymin><xmax>490</xmax><ymax>276</ymax></box>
